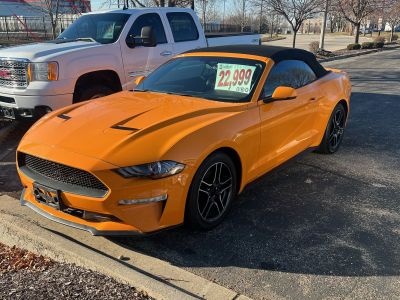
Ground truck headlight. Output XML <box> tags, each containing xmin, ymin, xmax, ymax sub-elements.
<box><xmin>117</xmin><ymin>161</ymin><xmax>185</xmax><ymax>179</ymax></box>
<box><xmin>28</xmin><ymin>62</ymin><xmax>58</xmax><ymax>82</ymax></box>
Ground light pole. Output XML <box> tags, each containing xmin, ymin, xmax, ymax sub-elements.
<box><xmin>319</xmin><ymin>0</ymin><xmax>330</xmax><ymax>50</ymax></box>
<box><xmin>222</xmin><ymin>0</ymin><xmax>226</xmax><ymax>29</ymax></box>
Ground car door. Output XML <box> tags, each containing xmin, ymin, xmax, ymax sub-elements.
<box><xmin>164</xmin><ymin>12</ymin><xmax>205</xmax><ymax>55</ymax></box>
<box><xmin>120</xmin><ymin>12</ymin><xmax>173</xmax><ymax>90</ymax></box>
<box><xmin>256</xmin><ymin>60</ymin><xmax>320</xmax><ymax>173</ymax></box>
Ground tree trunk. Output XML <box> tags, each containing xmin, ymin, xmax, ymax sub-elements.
<box><xmin>292</xmin><ymin>30</ymin><xmax>297</xmax><ymax>48</ymax></box>
<box><xmin>354</xmin><ymin>23</ymin><xmax>360</xmax><ymax>44</ymax></box>
<box><xmin>168</xmin><ymin>0</ymin><xmax>175</xmax><ymax>6</ymax></box>
<box><xmin>390</xmin><ymin>28</ymin><xmax>394</xmax><ymax>42</ymax></box>
<box><xmin>52</xmin><ymin>23</ymin><xmax>57</xmax><ymax>39</ymax></box>
<box><xmin>190</xmin><ymin>0</ymin><xmax>194</xmax><ymax>10</ymax></box>
<box><xmin>160</xmin><ymin>0</ymin><xmax>165</xmax><ymax>6</ymax></box>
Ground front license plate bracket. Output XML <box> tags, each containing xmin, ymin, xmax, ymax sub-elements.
<box><xmin>33</xmin><ymin>182</ymin><xmax>64</xmax><ymax>211</ymax></box>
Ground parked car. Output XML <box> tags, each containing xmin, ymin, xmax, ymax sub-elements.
<box><xmin>360</xmin><ymin>28</ymin><xmax>372</xmax><ymax>34</ymax></box>
<box><xmin>17</xmin><ymin>45</ymin><xmax>351</xmax><ymax>235</ymax></box>
<box><xmin>0</xmin><ymin>8</ymin><xmax>260</xmax><ymax>119</ymax></box>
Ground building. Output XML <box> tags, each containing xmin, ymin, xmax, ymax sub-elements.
<box><xmin>0</xmin><ymin>1</ymin><xmax>91</xmax><ymax>41</ymax></box>
<box><xmin>0</xmin><ymin>0</ymin><xmax>91</xmax><ymax>17</ymax></box>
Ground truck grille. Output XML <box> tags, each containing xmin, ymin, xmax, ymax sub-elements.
<box><xmin>0</xmin><ymin>58</ymin><xmax>29</xmax><ymax>89</ymax></box>
<box><xmin>18</xmin><ymin>152</ymin><xmax>109</xmax><ymax>198</ymax></box>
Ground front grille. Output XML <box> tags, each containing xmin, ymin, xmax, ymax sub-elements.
<box><xmin>18</xmin><ymin>152</ymin><xmax>109</xmax><ymax>198</ymax></box>
<box><xmin>0</xmin><ymin>58</ymin><xmax>29</xmax><ymax>89</ymax></box>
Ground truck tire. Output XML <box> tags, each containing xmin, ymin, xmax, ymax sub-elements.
<box><xmin>74</xmin><ymin>85</ymin><xmax>114</xmax><ymax>103</ymax></box>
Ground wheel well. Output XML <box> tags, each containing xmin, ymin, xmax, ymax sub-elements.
<box><xmin>73</xmin><ymin>70</ymin><xmax>122</xmax><ymax>101</ymax></box>
<box><xmin>338</xmin><ymin>99</ymin><xmax>348</xmax><ymax>117</ymax></box>
<box><xmin>212</xmin><ymin>147</ymin><xmax>242</xmax><ymax>193</ymax></box>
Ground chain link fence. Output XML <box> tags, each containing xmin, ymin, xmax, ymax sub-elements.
<box><xmin>0</xmin><ymin>15</ymin><xmax>78</xmax><ymax>45</ymax></box>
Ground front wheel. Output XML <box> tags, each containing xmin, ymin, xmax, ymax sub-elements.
<box><xmin>317</xmin><ymin>103</ymin><xmax>347</xmax><ymax>154</ymax></box>
<box><xmin>185</xmin><ymin>152</ymin><xmax>238</xmax><ymax>230</ymax></box>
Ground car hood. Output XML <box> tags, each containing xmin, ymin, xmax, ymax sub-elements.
<box><xmin>0</xmin><ymin>40</ymin><xmax>101</xmax><ymax>61</ymax></box>
<box><xmin>21</xmin><ymin>91</ymin><xmax>245</xmax><ymax>166</ymax></box>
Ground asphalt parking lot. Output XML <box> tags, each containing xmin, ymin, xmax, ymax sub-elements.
<box><xmin>1</xmin><ymin>48</ymin><xmax>400</xmax><ymax>299</ymax></box>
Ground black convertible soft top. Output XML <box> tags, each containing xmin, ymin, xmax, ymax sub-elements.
<box><xmin>186</xmin><ymin>45</ymin><xmax>329</xmax><ymax>78</ymax></box>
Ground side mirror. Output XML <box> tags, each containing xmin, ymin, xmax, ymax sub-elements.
<box><xmin>134</xmin><ymin>75</ymin><xmax>146</xmax><ymax>86</ymax></box>
<box><xmin>141</xmin><ymin>26</ymin><xmax>157</xmax><ymax>47</ymax></box>
<box><xmin>126</xmin><ymin>26</ymin><xmax>157</xmax><ymax>48</ymax></box>
<box><xmin>263</xmin><ymin>86</ymin><xmax>297</xmax><ymax>103</ymax></box>
<box><xmin>126</xmin><ymin>34</ymin><xmax>136</xmax><ymax>48</ymax></box>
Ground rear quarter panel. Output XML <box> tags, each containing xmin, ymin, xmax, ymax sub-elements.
<box><xmin>311</xmin><ymin>69</ymin><xmax>351</xmax><ymax>147</ymax></box>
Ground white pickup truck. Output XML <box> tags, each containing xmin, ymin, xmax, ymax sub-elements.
<box><xmin>0</xmin><ymin>7</ymin><xmax>260</xmax><ymax>119</ymax></box>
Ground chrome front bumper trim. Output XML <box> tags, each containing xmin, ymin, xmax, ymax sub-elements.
<box><xmin>19</xmin><ymin>189</ymin><xmax>141</xmax><ymax>236</ymax></box>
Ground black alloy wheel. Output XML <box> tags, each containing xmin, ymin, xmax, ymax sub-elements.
<box><xmin>185</xmin><ymin>152</ymin><xmax>237</xmax><ymax>230</ymax></box>
<box><xmin>317</xmin><ymin>103</ymin><xmax>347</xmax><ymax>154</ymax></box>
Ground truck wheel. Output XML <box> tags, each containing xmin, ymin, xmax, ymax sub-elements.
<box><xmin>74</xmin><ymin>85</ymin><xmax>114</xmax><ymax>103</ymax></box>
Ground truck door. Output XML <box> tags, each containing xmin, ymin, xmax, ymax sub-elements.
<box><xmin>164</xmin><ymin>12</ymin><xmax>205</xmax><ymax>55</ymax></box>
<box><xmin>120</xmin><ymin>12</ymin><xmax>173</xmax><ymax>91</ymax></box>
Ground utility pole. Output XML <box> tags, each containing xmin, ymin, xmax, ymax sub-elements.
<box><xmin>241</xmin><ymin>0</ymin><xmax>245</xmax><ymax>32</ymax></box>
<box><xmin>222</xmin><ymin>0</ymin><xmax>226</xmax><ymax>28</ymax></box>
<box><xmin>259</xmin><ymin>0</ymin><xmax>264</xmax><ymax>34</ymax></box>
<box><xmin>319</xmin><ymin>0</ymin><xmax>329</xmax><ymax>49</ymax></box>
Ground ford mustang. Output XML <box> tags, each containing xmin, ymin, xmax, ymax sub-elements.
<box><xmin>17</xmin><ymin>45</ymin><xmax>351</xmax><ymax>235</ymax></box>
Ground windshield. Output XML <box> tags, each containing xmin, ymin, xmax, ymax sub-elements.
<box><xmin>58</xmin><ymin>13</ymin><xmax>130</xmax><ymax>44</ymax></box>
<box><xmin>136</xmin><ymin>56</ymin><xmax>265</xmax><ymax>102</ymax></box>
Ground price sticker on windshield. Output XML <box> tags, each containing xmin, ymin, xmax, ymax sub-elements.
<box><xmin>215</xmin><ymin>63</ymin><xmax>256</xmax><ymax>94</ymax></box>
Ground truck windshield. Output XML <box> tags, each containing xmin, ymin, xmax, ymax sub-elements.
<box><xmin>58</xmin><ymin>13</ymin><xmax>130</xmax><ymax>44</ymax></box>
<box><xmin>136</xmin><ymin>56</ymin><xmax>265</xmax><ymax>103</ymax></box>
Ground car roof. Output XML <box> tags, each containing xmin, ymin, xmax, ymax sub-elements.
<box><xmin>186</xmin><ymin>45</ymin><xmax>328</xmax><ymax>78</ymax></box>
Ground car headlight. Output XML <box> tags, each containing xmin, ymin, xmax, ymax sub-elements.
<box><xmin>28</xmin><ymin>62</ymin><xmax>58</xmax><ymax>82</ymax></box>
<box><xmin>116</xmin><ymin>161</ymin><xmax>185</xmax><ymax>179</ymax></box>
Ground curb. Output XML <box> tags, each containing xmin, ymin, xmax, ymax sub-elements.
<box><xmin>319</xmin><ymin>44</ymin><xmax>400</xmax><ymax>63</ymax></box>
<box><xmin>0</xmin><ymin>195</ymin><xmax>248</xmax><ymax>300</ymax></box>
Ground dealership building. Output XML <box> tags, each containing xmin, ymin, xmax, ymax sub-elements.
<box><xmin>0</xmin><ymin>1</ymin><xmax>91</xmax><ymax>41</ymax></box>
<box><xmin>0</xmin><ymin>0</ymin><xmax>91</xmax><ymax>17</ymax></box>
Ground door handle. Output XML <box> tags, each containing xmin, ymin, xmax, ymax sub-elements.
<box><xmin>160</xmin><ymin>51</ymin><xmax>173</xmax><ymax>57</ymax></box>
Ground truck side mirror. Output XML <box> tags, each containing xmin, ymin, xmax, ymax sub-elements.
<box><xmin>126</xmin><ymin>26</ymin><xmax>157</xmax><ymax>49</ymax></box>
<box><xmin>141</xmin><ymin>26</ymin><xmax>157</xmax><ymax>47</ymax></box>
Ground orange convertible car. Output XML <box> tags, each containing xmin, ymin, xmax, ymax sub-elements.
<box><xmin>17</xmin><ymin>45</ymin><xmax>351</xmax><ymax>235</ymax></box>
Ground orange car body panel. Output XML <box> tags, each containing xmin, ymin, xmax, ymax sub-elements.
<box><xmin>17</xmin><ymin>51</ymin><xmax>351</xmax><ymax>235</ymax></box>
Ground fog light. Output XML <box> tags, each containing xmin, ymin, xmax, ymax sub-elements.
<box><xmin>118</xmin><ymin>194</ymin><xmax>167</xmax><ymax>205</ymax></box>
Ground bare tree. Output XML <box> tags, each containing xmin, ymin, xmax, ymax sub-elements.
<box><xmin>43</xmin><ymin>0</ymin><xmax>61</xmax><ymax>39</ymax></box>
<box><xmin>337</xmin><ymin>0</ymin><xmax>376</xmax><ymax>44</ymax></box>
<box><xmin>196</xmin><ymin>0</ymin><xmax>217</xmax><ymax>29</ymax></box>
<box><xmin>268</xmin><ymin>0</ymin><xmax>324</xmax><ymax>48</ymax></box>
<box><xmin>384</xmin><ymin>0</ymin><xmax>400</xmax><ymax>42</ymax></box>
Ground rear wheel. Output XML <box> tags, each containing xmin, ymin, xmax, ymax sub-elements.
<box><xmin>73</xmin><ymin>85</ymin><xmax>114</xmax><ymax>103</ymax></box>
<box><xmin>317</xmin><ymin>103</ymin><xmax>346</xmax><ymax>154</ymax></box>
<box><xmin>185</xmin><ymin>152</ymin><xmax>237</xmax><ymax>230</ymax></box>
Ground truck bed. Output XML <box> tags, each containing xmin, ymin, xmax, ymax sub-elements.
<box><xmin>206</xmin><ymin>33</ymin><xmax>261</xmax><ymax>47</ymax></box>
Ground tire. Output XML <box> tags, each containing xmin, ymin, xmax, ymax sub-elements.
<box><xmin>73</xmin><ymin>85</ymin><xmax>114</xmax><ymax>103</ymax></box>
<box><xmin>316</xmin><ymin>103</ymin><xmax>347</xmax><ymax>154</ymax></box>
<box><xmin>185</xmin><ymin>152</ymin><xmax>238</xmax><ymax>230</ymax></box>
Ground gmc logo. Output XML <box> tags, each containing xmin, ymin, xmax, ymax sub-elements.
<box><xmin>0</xmin><ymin>70</ymin><xmax>10</xmax><ymax>78</ymax></box>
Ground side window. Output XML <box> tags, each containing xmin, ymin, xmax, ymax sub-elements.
<box><xmin>263</xmin><ymin>60</ymin><xmax>317</xmax><ymax>97</ymax></box>
<box><xmin>127</xmin><ymin>13</ymin><xmax>167</xmax><ymax>45</ymax></box>
<box><xmin>166</xmin><ymin>12</ymin><xmax>199</xmax><ymax>42</ymax></box>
